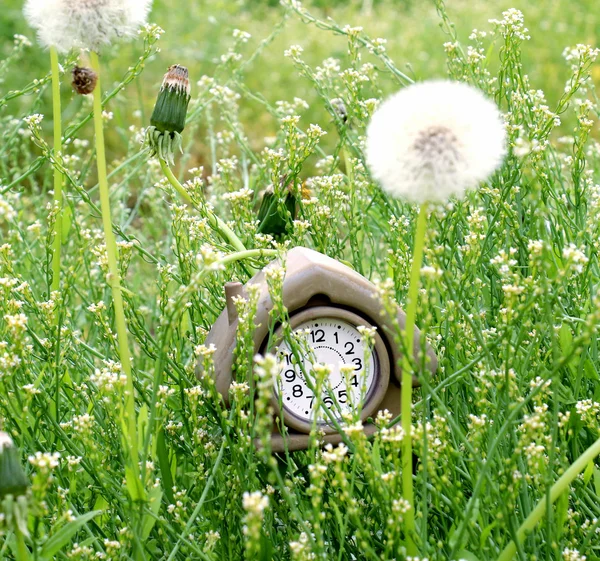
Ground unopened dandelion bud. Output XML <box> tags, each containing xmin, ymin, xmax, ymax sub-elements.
<box><xmin>145</xmin><ymin>65</ymin><xmax>191</xmax><ymax>164</ymax></box>
<box><xmin>71</xmin><ymin>66</ymin><xmax>98</xmax><ymax>95</ymax></box>
<box><xmin>0</xmin><ymin>432</ymin><xmax>29</xmax><ymax>500</ymax></box>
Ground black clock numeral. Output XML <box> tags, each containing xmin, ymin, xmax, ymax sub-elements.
<box><xmin>281</xmin><ymin>353</ymin><xmax>293</xmax><ymax>366</ymax></box>
<box><xmin>344</xmin><ymin>341</ymin><xmax>355</xmax><ymax>355</ymax></box>
<box><xmin>334</xmin><ymin>332</ymin><xmax>339</xmax><ymax>344</ymax></box>
<box><xmin>323</xmin><ymin>396</ymin><xmax>334</xmax><ymax>409</ymax></box>
<box><xmin>338</xmin><ymin>390</ymin><xmax>348</xmax><ymax>403</ymax></box>
<box><xmin>352</xmin><ymin>358</ymin><xmax>362</xmax><ymax>371</ymax></box>
<box><xmin>284</xmin><ymin>369</ymin><xmax>296</xmax><ymax>383</ymax></box>
<box><xmin>308</xmin><ymin>395</ymin><xmax>315</xmax><ymax>408</ymax></box>
<box><xmin>310</xmin><ymin>329</ymin><xmax>325</xmax><ymax>343</ymax></box>
<box><xmin>351</xmin><ymin>375</ymin><xmax>359</xmax><ymax>387</ymax></box>
<box><xmin>292</xmin><ymin>384</ymin><xmax>303</xmax><ymax>398</ymax></box>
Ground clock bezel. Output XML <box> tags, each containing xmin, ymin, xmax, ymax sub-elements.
<box><xmin>269</xmin><ymin>305</ymin><xmax>391</xmax><ymax>434</ymax></box>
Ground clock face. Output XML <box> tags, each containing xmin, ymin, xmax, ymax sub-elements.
<box><xmin>274</xmin><ymin>316</ymin><xmax>378</xmax><ymax>427</ymax></box>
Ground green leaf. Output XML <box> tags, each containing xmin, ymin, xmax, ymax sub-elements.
<box><xmin>593</xmin><ymin>466</ymin><xmax>600</xmax><ymax>497</ymax></box>
<box><xmin>371</xmin><ymin>440</ymin><xmax>382</xmax><ymax>474</ymax></box>
<box><xmin>559</xmin><ymin>323</ymin><xmax>573</xmax><ymax>356</ymax></box>
<box><xmin>39</xmin><ymin>511</ymin><xmax>101</xmax><ymax>560</ymax></box>
<box><xmin>556</xmin><ymin>489</ymin><xmax>569</xmax><ymax>538</ymax></box>
<box><xmin>584</xmin><ymin>459</ymin><xmax>594</xmax><ymax>484</ymax></box>
<box><xmin>141</xmin><ymin>483</ymin><xmax>162</xmax><ymax>541</ymax></box>
<box><xmin>479</xmin><ymin>520</ymin><xmax>497</xmax><ymax>549</ymax></box>
<box><xmin>125</xmin><ymin>464</ymin><xmax>142</xmax><ymax>502</ymax></box>
<box><xmin>157</xmin><ymin>430</ymin><xmax>174</xmax><ymax>504</ymax></box>
<box><xmin>584</xmin><ymin>359</ymin><xmax>599</xmax><ymax>381</ymax></box>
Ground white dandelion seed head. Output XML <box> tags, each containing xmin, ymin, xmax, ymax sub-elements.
<box><xmin>366</xmin><ymin>80</ymin><xmax>506</xmax><ymax>204</ymax></box>
<box><xmin>24</xmin><ymin>0</ymin><xmax>152</xmax><ymax>53</ymax></box>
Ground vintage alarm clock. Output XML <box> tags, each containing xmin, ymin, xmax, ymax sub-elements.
<box><xmin>200</xmin><ymin>247</ymin><xmax>437</xmax><ymax>452</ymax></box>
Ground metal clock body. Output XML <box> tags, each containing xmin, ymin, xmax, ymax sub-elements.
<box><xmin>271</xmin><ymin>306</ymin><xmax>390</xmax><ymax>434</ymax></box>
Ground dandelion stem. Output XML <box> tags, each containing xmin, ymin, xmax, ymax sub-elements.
<box><xmin>50</xmin><ymin>46</ymin><xmax>63</xmax><ymax>294</ymax></box>
<box><xmin>497</xmin><ymin>434</ymin><xmax>600</xmax><ymax>561</ymax></box>
<box><xmin>401</xmin><ymin>201</ymin><xmax>428</xmax><ymax>555</ymax></box>
<box><xmin>90</xmin><ymin>51</ymin><xmax>141</xmax><ymax>498</ymax></box>
<box><xmin>158</xmin><ymin>157</ymin><xmax>248</xmax><ymax>254</ymax></box>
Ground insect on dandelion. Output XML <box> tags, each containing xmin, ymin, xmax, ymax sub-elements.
<box><xmin>24</xmin><ymin>0</ymin><xmax>153</xmax><ymax>53</ymax></box>
<box><xmin>365</xmin><ymin>79</ymin><xmax>506</xmax><ymax>556</ymax></box>
<box><xmin>366</xmin><ymin>80</ymin><xmax>506</xmax><ymax>204</ymax></box>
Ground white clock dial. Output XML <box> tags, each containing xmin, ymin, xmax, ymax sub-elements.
<box><xmin>274</xmin><ymin>316</ymin><xmax>378</xmax><ymax>426</ymax></box>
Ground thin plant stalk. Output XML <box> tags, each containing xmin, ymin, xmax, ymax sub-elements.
<box><xmin>401</xmin><ymin>202</ymin><xmax>428</xmax><ymax>555</ymax></box>
<box><xmin>497</xmin><ymin>434</ymin><xmax>600</xmax><ymax>561</ymax></box>
<box><xmin>158</xmin><ymin>157</ymin><xmax>247</xmax><ymax>254</ymax></box>
<box><xmin>89</xmin><ymin>51</ymin><xmax>141</xmax><ymax>496</ymax></box>
<box><xmin>49</xmin><ymin>45</ymin><xmax>63</xmax><ymax>293</ymax></box>
<box><xmin>14</xmin><ymin>526</ymin><xmax>30</xmax><ymax>561</ymax></box>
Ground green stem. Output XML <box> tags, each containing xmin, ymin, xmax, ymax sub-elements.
<box><xmin>401</xmin><ymin>202</ymin><xmax>428</xmax><ymax>555</ymax></box>
<box><xmin>14</xmin><ymin>526</ymin><xmax>30</xmax><ymax>561</ymax></box>
<box><xmin>497</xmin><ymin>435</ymin><xmax>600</xmax><ymax>561</ymax></box>
<box><xmin>158</xmin><ymin>157</ymin><xmax>247</xmax><ymax>254</ymax></box>
<box><xmin>166</xmin><ymin>439</ymin><xmax>227</xmax><ymax>561</ymax></box>
<box><xmin>50</xmin><ymin>46</ymin><xmax>63</xmax><ymax>294</ymax></box>
<box><xmin>90</xmin><ymin>51</ymin><xmax>141</xmax><ymax>498</ymax></box>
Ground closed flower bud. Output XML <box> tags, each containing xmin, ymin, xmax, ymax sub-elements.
<box><xmin>72</xmin><ymin>66</ymin><xmax>98</xmax><ymax>95</ymax></box>
<box><xmin>0</xmin><ymin>433</ymin><xmax>29</xmax><ymax>499</ymax></box>
<box><xmin>145</xmin><ymin>64</ymin><xmax>191</xmax><ymax>164</ymax></box>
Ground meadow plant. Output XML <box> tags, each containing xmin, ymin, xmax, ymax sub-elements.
<box><xmin>2</xmin><ymin>1</ymin><xmax>600</xmax><ymax>560</ymax></box>
<box><xmin>366</xmin><ymin>78</ymin><xmax>506</xmax><ymax>554</ymax></box>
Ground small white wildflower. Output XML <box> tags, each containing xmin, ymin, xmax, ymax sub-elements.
<box><xmin>562</xmin><ymin>243</ymin><xmax>589</xmax><ymax>274</ymax></box>
<box><xmin>242</xmin><ymin>491</ymin><xmax>269</xmax><ymax>514</ymax></box>
<box><xmin>366</xmin><ymin>80</ymin><xmax>506</xmax><ymax>203</ymax></box>
<box><xmin>0</xmin><ymin>432</ymin><xmax>14</xmax><ymax>450</ymax></box>
<box><xmin>24</xmin><ymin>0</ymin><xmax>153</xmax><ymax>53</ymax></box>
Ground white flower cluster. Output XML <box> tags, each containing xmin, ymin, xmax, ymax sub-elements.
<box><xmin>562</xmin><ymin>243</ymin><xmax>589</xmax><ymax>274</ymax></box>
<box><xmin>563</xmin><ymin>549</ymin><xmax>587</xmax><ymax>561</ymax></box>
<box><xmin>28</xmin><ymin>450</ymin><xmax>60</xmax><ymax>473</ymax></box>
<box><xmin>366</xmin><ymin>81</ymin><xmax>506</xmax><ymax>203</ymax></box>
<box><xmin>24</xmin><ymin>0</ymin><xmax>152</xmax><ymax>53</ymax></box>
<box><xmin>242</xmin><ymin>490</ymin><xmax>269</xmax><ymax>514</ymax></box>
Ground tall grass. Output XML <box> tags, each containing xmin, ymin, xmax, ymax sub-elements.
<box><xmin>1</xmin><ymin>1</ymin><xmax>600</xmax><ymax>560</ymax></box>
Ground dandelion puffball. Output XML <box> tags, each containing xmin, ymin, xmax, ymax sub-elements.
<box><xmin>24</xmin><ymin>0</ymin><xmax>152</xmax><ymax>53</ymax></box>
<box><xmin>366</xmin><ymin>80</ymin><xmax>506</xmax><ymax>204</ymax></box>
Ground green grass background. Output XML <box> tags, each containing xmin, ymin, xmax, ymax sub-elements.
<box><xmin>2</xmin><ymin>0</ymin><xmax>598</xmax><ymax>166</ymax></box>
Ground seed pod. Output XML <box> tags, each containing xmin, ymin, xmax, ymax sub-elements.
<box><xmin>146</xmin><ymin>65</ymin><xmax>191</xmax><ymax>163</ymax></box>
<box><xmin>0</xmin><ymin>433</ymin><xmax>29</xmax><ymax>499</ymax></box>
<box><xmin>71</xmin><ymin>66</ymin><xmax>98</xmax><ymax>95</ymax></box>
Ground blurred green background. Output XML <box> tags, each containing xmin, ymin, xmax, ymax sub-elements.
<box><xmin>1</xmin><ymin>0</ymin><xmax>598</xmax><ymax>166</ymax></box>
